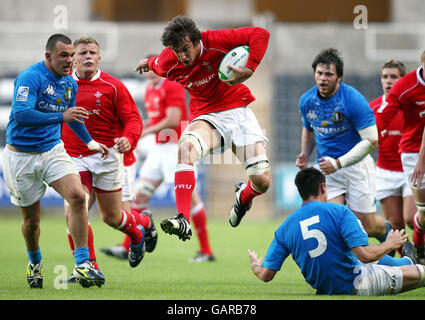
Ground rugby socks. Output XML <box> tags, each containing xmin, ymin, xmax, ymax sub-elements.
<box><xmin>27</xmin><ymin>248</ymin><xmax>42</xmax><ymax>265</ymax></box>
<box><xmin>116</xmin><ymin>210</ymin><xmax>142</xmax><ymax>245</ymax></box>
<box><xmin>413</xmin><ymin>212</ymin><xmax>425</xmax><ymax>247</ymax></box>
<box><xmin>191</xmin><ymin>203</ymin><xmax>212</xmax><ymax>256</ymax></box>
<box><xmin>376</xmin><ymin>221</ymin><xmax>392</xmax><ymax>243</ymax></box>
<box><xmin>377</xmin><ymin>255</ymin><xmax>413</xmax><ymax>266</ymax></box>
<box><xmin>240</xmin><ymin>180</ymin><xmax>263</xmax><ymax>206</ymax></box>
<box><xmin>131</xmin><ymin>202</ymin><xmax>148</xmax><ymax>214</ymax></box>
<box><xmin>74</xmin><ymin>246</ymin><xmax>90</xmax><ymax>266</ymax></box>
<box><xmin>67</xmin><ymin>224</ymin><xmax>99</xmax><ymax>269</ymax></box>
<box><xmin>174</xmin><ymin>163</ymin><xmax>196</xmax><ymax>222</ymax></box>
<box><xmin>120</xmin><ymin>209</ymin><xmax>151</xmax><ymax>251</ymax></box>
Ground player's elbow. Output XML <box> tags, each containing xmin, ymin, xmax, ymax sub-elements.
<box><xmin>256</xmin><ymin>268</ymin><xmax>276</xmax><ymax>282</ymax></box>
<box><xmin>352</xmin><ymin>246</ymin><xmax>376</xmax><ymax>263</ymax></box>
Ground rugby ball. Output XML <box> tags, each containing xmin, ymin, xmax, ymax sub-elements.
<box><xmin>218</xmin><ymin>46</ymin><xmax>249</xmax><ymax>81</ymax></box>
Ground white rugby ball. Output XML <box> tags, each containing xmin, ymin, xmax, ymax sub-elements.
<box><xmin>218</xmin><ymin>46</ymin><xmax>249</xmax><ymax>81</ymax></box>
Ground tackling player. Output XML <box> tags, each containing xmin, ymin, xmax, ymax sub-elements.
<box><xmin>369</xmin><ymin>60</ymin><xmax>416</xmax><ymax>249</ymax></box>
<box><xmin>61</xmin><ymin>36</ymin><xmax>152</xmax><ymax>270</ymax></box>
<box><xmin>2</xmin><ymin>34</ymin><xmax>109</xmax><ymax>288</ymax></box>
<box><xmin>248</xmin><ymin>167</ymin><xmax>424</xmax><ymax>296</ymax></box>
<box><xmin>296</xmin><ymin>48</ymin><xmax>389</xmax><ymax>243</ymax></box>
<box><xmin>375</xmin><ymin>50</ymin><xmax>425</xmax><ymax>263</ymax></box>
<box><xmin>102</xmin><ymin>66</ymin><xmax>215</xmax><ymax>262</ymax></box>
<box><xmin>135</xmin><ymin>16</ymin><xmax>271</xmax><ymax>241</ymax></box>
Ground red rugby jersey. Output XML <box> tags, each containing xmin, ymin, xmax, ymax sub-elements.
<box><xmin>144</xmin><ymin>78</ymin><xmax>187</xmax><ymax>143</ymax></box>
<box><xmin>147</xmin><ymin>27</ymin><xmax>270</xmax><ymax>121</ymax></box>
<box><xmin>62</xmin><ymin>70</ymin><xmax>143</xmax><ymax>166</ymax></box>
<box><xmin>375</xmin><ymin>67</ymin><xmax>425</xmax><ymax>154</ymax></box>
<box><xmin>370</xmin><ymin>95</ymin><xmax>403</xmax><ymax>171</ymax></box>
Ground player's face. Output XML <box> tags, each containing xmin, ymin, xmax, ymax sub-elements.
<box><xmin>47</xmin><ymin>41</ymin><xmax>74</xmax><ymax>77</ymax></box>
<box><xmin>172</xmin><ymin>36</ymin><xmax>201</xmax><ymax>67</ymax></box>
<box><xmin>314</xmin><ymin>63</ymin><xmax>341</xmax><ymax>98</ymax></box>
<box><xmin>74</xmin><ymin>43</ymin><xmax>101</xmax><ymax>79</ymax></box>
<box><xmin>381</xmin><ymin>67</ymin><xmax>401</xmax><ymax>96</ymax></box>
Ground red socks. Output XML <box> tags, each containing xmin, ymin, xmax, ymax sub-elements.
<box><xmin>191</xmin><ymin>203</ymin><xmax>212</xmax><ymax>256</ymax></box>
<box><xmin>240</xmin><ymin>180</ymin><xmax>263</xmax><ymax>206</ymax></box>
<box><xmin>116</xmin><ymin>210</ymin><xmax>142</xmax><ymax>245</ymax></box>
<box><xmin>174</xmin><ymin>163</ymin><xmax>196</xmax><ymax>222</ymax></box>
<box><xmin>121</xmin><ymin>209</ymin><xmax>151</xmax><ymax>251</ymax></box>
<box><xmin>413</xmin><ymin>212</ymin><xmax>425</xmax><ymax>247</ymax></box>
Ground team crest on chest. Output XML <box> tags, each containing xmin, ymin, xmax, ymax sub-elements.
<box><xmin>331</xmin><ymin>111</ymin><xmax>344</xmax><ymax>124</ymax></box>
<box><xmin>94</xmin><ymin>91</ymin><xmax>102</xmax><ymax>105</ymax></box>
<box><xmin>64</xmin><ymin>88</ymin><xmax>72</xmax><ymax>101</ymax></box>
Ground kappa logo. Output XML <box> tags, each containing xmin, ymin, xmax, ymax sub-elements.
<box><xmin>43</xmin><ymin>84</ymin><xmax>56</xmax><ymax>96</ymax></box>
<box><xmin>306</xmin><ymin>109</ymin><xmax>318</xmax><ymax>120</ymax></box>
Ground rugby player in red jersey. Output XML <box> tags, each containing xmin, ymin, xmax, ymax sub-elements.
<box><xmin>62</xmin><ymin>36</ymin><xmax>154</xmax><ymax>270</ymax></box>
<box><xmin>375</xmin><ymin>51</ymin><xmax>425</xmax><ymax>262</ymax></box>
<box><xmin>135</xmin><ymin>16</ymin><xmax>271</xmax><ymax>241</ymax></box>
<box><xmin>370</xmin><ymin>60</ymin><xmax>416</xmax><ymax>256</ymax></box>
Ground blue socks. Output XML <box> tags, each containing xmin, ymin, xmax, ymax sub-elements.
<box><xmin>27</xmin><ymin>248</ymin><xmax>42</xmax><ymax>264</ymax></box>
<box><xmin>74</xmin><ymin>246</ymin><xmax>90</xmax><ymax>266</ymax></box>
<box><xmin>377</xmin><ymin>255</ymin><xmax>413</xmax><ymax>266</ymax></box>
<box><xmin>376</xmin><ymin>222</ymin><xmax>392</xmax><ymax>243</ymax></box>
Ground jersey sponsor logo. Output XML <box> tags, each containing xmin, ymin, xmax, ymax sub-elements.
<box><xmin>415</xmin><ymin>101</ymin><xmax>425</xmax><ymax>105</ymax></box>
<box><xmin>37</xmin><ymin>100</ymin><xmax>67</xmax><ymax>112</ymax></box>
<box><xmin>186</xmin><ymin>74</ymin><xmax>216</xmax><ymax>90</ymax></box>
<box><xmin>311</xmin><ymin>124</ymin><xmax>346</xmax><ymax>136</ymax></box>
<box><xmin>42</xmin><ymin>84</ymin><xmax>56</xmax><ymax>96</ymax></box>
<box><xmin>15</xmin><ymin>86</ymin><xmax>29</xmax><ymax>102</ymax></box>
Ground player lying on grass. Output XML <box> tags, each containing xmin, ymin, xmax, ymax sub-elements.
<box><xmin>249</xmin><ymin>167</ymin><xmax>425</xmax><ymax>295</ymax></box>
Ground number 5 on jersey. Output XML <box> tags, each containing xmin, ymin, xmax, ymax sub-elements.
<box><xmin>300</xmin><ymin>215</ymin><xmax>327</xmax><ymax>258</ymax></box>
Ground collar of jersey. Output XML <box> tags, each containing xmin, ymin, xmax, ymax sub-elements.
<box><xmin>71</xmin><ymin>69</ymin><xmax>101</xmax><ymax>82</ymax></box>
<box><xmin>416</xmin><ymin>67</ymin><xmax>425</xmax><ymax>87</ymax></box>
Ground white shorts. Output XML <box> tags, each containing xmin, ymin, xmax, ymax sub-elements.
<box><xmin>318</xmin><ymin>155</ymin><xmax>376</xmax><ymax>213</ymax></box>
<box><xmin>139</xmin><ymin>143</ymin><xmax>178</xmax><ymax>184</ymax></box>
<box><xmin>354</xmin><ymin>263</ymin><xmax>403</xmax><ymax>296</ymax></box>
<box><xmin>71</xmin><ymin>147</ymin><xmax>123</xmax><ymax>191</ymax></box>
<box><xmin>401</xmin><ymin>152</ymin><xmax>425</xmax><ymax>190</ymax></box>
<box><xmin>2</xmin><ymin>143</ymin><xmax>79</xmax><ymax>207</ymax></box>
<box><xmin>122</xmin><ymin>163</ymin><xmax>136</xmax><ymax>202</ymax></box>
<box><xmin>375</xmin><ymin>166</ymin><xmax>412</xmax><ymax>200</ymax></box>
<box><xmin>195</xmin><ymin>106</ymin><xmax>268</xmax><ymax>154</ymax></box>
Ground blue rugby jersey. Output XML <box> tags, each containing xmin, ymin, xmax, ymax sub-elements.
<box><xmin>299</xmin><ymin>82</ymin><xmax>375</xmax><ymax>161</ymax></box>
<box><xmin>6</xmin><ymin>61</ymin><xmax>78</xmax><ymax>152</ymax></box>
<box><xmin>262</xmin><ymin>201</ymin><xmax>369</xmax><ymax>295</ymax></box>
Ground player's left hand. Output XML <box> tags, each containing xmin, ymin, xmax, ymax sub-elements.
<box><xmin>114</xmin><ymin>137</ymin><xmax>131</xmax><ymax>153</ymax></box>
<box><xmin>411</xmin><ymin>153</ymin><xmax>425</xmax><ymax>188</ymax></box>
<box><xmin>222</xmin><ymin>66</ymin><xmax>254</xmax><ymax>86</ymax></box>
<box><xmin>318</xmin><ymin>157</ymin><xmax>338</xmax><ymax>175</ymax></box>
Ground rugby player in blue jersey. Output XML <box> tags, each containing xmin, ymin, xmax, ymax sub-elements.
<box><xmin>296</xmin><ymin>48</ymin><xmax>389</xmax><ymax>243</ymax></box>
<box><xmin>248</xmin><ymin>167</ymin><xmax>425</xmax><ymax>295</ymax></box>
<box><xmin>2</xmin><ymin>34</ymin><xmax>110</xmax><ymax>288</ymax></box>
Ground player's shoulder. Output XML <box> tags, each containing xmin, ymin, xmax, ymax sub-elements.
<box><xmin>392</xmin><ymin>68</ymin><xmax>420</xmax><ymax>93</ymax></box>
<box><xmin>299</xmin><ymin>86</ymin><xmax>317</xmax><ymax>104</ymax></box>
<box><xmin>98</xmin><ymin>70</ymin><xmax>122</xmax><ymax>85</ymax></box>
<box><xmin>156</xmin><ymin>49</ymin><xmax>180</xmax><ymax>70</ymax></box>
<box><xmin>16</xmin><ymin>61</ymin><xmax>45</xmax><ymax>83</ymax></box>
<box><xmin>369</xmin><ymin>96</ymin><xmax>383</xmax><ymax>109</ymax></box>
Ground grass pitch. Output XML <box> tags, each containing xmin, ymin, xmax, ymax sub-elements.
<box><xmin>0</xmin><ymin>209</ymin><xmax>424</xmax><ymax>302</ymax></box>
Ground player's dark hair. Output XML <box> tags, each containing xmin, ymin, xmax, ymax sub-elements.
<box><xmin>312</xmin><ymin>48</ymin><xmax>344</xmax><ymax>78</ymax></box>
<box><xmin>161</xmin><ymin>16</ymin><xmax>202</xmax><ymax>49</ymax></box>
<box><xmin>295</xmin><ymin>167</ymin><xmax>326</xmax><ymax>200</ymax></box>
<box><xmin>46</xmin><ymin>34</ymin><xmax>72</xmax><ymax>51</ymax></box>
<box><xmin>382</xmin><ymin>59</ymin><xmax>406</xmax><ymax>77</ymax></box>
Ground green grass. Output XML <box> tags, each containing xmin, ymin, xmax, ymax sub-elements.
<box><xmin>0</xmin><ymin>210</ymin><xmax>424</xmax><ymax>301</ymax></box>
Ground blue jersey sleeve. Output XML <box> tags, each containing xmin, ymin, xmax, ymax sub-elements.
<box><xmin>12</xmin><ymin>70</ymin><xmax>40</xmax><ymax>113</ymax></box>
<box><xmin>299</xmin><ymin>93</ymin><xmax>312</xmax><ymax>130</ymax></box>
<box><xmin>339</xmin><ymin>206</ymin><xmax>369</xmax><ymax>249</ymax></box>
<box><xmin>262</xmin><ymin>228</ymin><xmax>290</xmax><ymax>271</ymax></box>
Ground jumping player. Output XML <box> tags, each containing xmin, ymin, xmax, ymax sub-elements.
<box><xmin>135</xmin><ymin>16</ymin><xmax>271</xmax><ymax>241</ymax></box>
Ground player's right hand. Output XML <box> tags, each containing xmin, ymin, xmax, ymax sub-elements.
<box><xmin>134</xmin><ymin>58</ymin><xmax>150</xmax><ymax>74</ymax></box>
<box><xmin>385</xmin><ymin>229</ymin><xmax>408</xmax><ymax>251</ymax></box>
<box><xmin>63</xmin><ymin>107</ymin><xmax>89</xmax><ymax>124</ymax></box>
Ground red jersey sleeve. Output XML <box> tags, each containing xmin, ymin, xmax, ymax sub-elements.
<box><xmin>115</xmin><ymin>81</ymin><xmax>143</xmax><ymax>150</ymax></box>
<box><xmin>375</xmin><ymin>81</ymin><xmax>402</xmax><ymax>136</ymax></box>
<box><xmin>205</xmin><ymin>27</ymin><xmax>270</xmax><ymax>72</ymax></box>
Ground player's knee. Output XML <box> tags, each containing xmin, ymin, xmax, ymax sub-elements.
<box><xmin>22</xmin><ymin>216</ymin><xmax>40</xmax><ymax>230</ymax></box>
<box><xmin>67</xmin><ymin>189</ymin><xmax>87</xmax><ymax>210</ymax></box>
<box><xmin>178</xmin><ymin>131</ymin><xmax>209</xmax><ymax>162</ymax></box>
<box><xmin>245</xmin><ymin>155</ymin><xmax>270</xmax><ymax>192</ymax></box>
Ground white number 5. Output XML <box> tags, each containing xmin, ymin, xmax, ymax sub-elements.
<box><xmin>300</xmin><ymin>215</ymin><xmax>327</xmax><ymax>258</ymax></box>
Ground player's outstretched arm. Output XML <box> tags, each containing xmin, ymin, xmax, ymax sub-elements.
<box><xmin>248</xmin><ymin>249</ymin><xmax>277</xmax><ymax>282</ymax></box>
